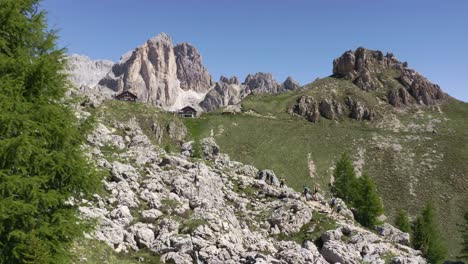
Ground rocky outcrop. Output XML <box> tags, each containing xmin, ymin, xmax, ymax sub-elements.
<box><xmin>333</xmin><ymin>47</ymin><xmax>446</xmax><ymax>106</ymax></box>
<box><xmin>98</xmin><ymin>33</ymin><xmax>211</xmax><ymax>110</ymax></box>
<box><xmin>174</xmin><ymin>43</ymin><xmax>213</xmax><ymax>92</ymax></box>
<box><xmin>291</xmin><ymin>95</ymin><xmax>372</xmax><ymax>122</ymax></box>
<box><xmin>346</xmin><ymin>96</ymin><xmax>375</xmax><ymax>121</ymax></box>
<box><xmin>333</xmin><ymin>48</ymin><xmax>401</xmax><ymax>81</ymax></box>
<box><xmin>199</xmin><ymin>76</ymin><xmax>245</xmax><ymax>111</ymax></box>
<box><xmin>291</xmin><ymin>95</ymin><xmax>321</xmax><ymax>122</ymax></box>
<box><xmin>397</xmin><ymin>68</ymin><xmax>445</xmax><ymax>105</ymax></box>
<box><xmin>78</xmin><ymin>112</ymin><xmax>428</xmax><ymax>263</ymax></box>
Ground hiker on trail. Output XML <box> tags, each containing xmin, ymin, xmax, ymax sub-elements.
<box><xmin>280</xmin><ymin>178</ymin><xmax>285</xmax><ymax>188</ymax></box>
<box><xmin>269</xmin><ymin>174</ymin><xmax>275</xmax><ymax>185</ymax></box>
<box><xmin>312</xmin><ymin>184</ymin><xmax>320</xmax><ymax>201</ymax></box>
<box><xmin>194</xmin><ymin>174</ymin><xmax>200</xmax><ymax>187</ymax></box>
<box><xmin>303</xmin><ymin>185</ymin><xmax>310</xmax><ymax>200</ymax></box>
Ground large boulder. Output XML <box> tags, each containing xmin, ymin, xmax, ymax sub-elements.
<box><xmin>201</xmin><ymin>137</ymin><xmax>220</xmax><ymax>159</ymax></box>
<box><xmin>321</xmin><ymin>240</ymin><xmax>362</xmax><ymax>264</ymax></box>
<box><xmin>375</xmin><ymin>223</ymin><xmax>410</xmax><ymax>246</ymax></box>
<box><xmin>130</xmin><ymin>223</ymin><xmax>155</xmax><ymax>249</ymax></box>
<box><xmin>111</xmin><ymin>161</ymin><xmax>139</xmax><ymax>182</ymax></box>
<box><xmin>268</xmin><ymin>199</ymin><xmax>313</xmax><ymax>234</ymax></box>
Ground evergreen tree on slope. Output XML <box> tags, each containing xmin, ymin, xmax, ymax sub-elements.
<box><xmin>353</xmin><ymin>173</ymin><xmax>384</xmax><ymax>228</ymax></box>
<box><xmin>412</xmin><ymin>203</ymin><xmax>447</xmax><ymax>264</ymax></box>
<box><xmin>0</xmin><ymin>1</ymin><xmax>100</xmax><ymax>263</ymax></box>
<box><xmin>331</xmin><ymin>152</ymin><xmax>358</xmax><ymax>204</ymax></box>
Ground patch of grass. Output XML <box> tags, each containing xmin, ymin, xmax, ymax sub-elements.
<box><xmin>232</xmin><ymin>180</ymin><xmax>259</xmax><ymax>197</ymax></box>
<box><xmin>160</xmin><ymin>198</ymin><xmax>180</xmax><ymax>214</ymax></box>
<box><xmin>382</xmin><ymin>252</ymin><xmax>397</xmax><ymax>264</ymax></box>
<box><xmin>96</xmin><ymin>100</ymin><xmax>183</xmax><ymax>151</ymax></box>
<box><xmin>179</xmin><ymin>218</ymin><xmax>208</xmax><ymax>234</ymax></box>
<box><xmin>71</xmin><ymin>238</ymin><xmax>162</xmax><ymax>264</ymax></box>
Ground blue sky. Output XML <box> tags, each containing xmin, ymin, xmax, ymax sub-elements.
<box><xmin>42</xmin><ymin>0</ymin><xmax>468</xmax><ymax>102</ymax></box>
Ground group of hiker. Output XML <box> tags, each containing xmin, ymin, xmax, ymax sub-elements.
<box><xmin>303</xmin><ymin>184</ymin><xmax>321</xmax><ymax>201</ymax></box>
<box><xmin>259</xmin><ymin>171</ymin><xmax>321</xmax><ymax>201</ymax></box>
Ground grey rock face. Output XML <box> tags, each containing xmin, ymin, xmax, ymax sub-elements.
<box><xmin>243</xmin><ymin>72</ymin><xmax>281</xmax><ymax>95</ymax></box>
<box><xmin>375</xmin><ymin>223</ymin><xmax>410</xmax><ymax>246</ymax></box>
<box><xmin>280</xmin><ymin>76</ymin><xmax>301</xmax><ymax>92</ymax></box>
<box><xmin>66</xmin><ymin>54</ymin><xmax>113</xmax><ymax>88</ymax></box>
<box><xmin>398</xmin><ymin>68</ymin><xmax>445</xmax><ymax>105</ymax></box>
<box><xmin>98</xmin><ymin>33</ymin><xmax>210</xmax><ymax>110</ymax></box>
<box><xmin>333</xmin><ymin>47</ymin><xmax>446</xmax><ymax>106</ymax></box>
<box><xmin>333</xmin><ymin>48</ymin><xmax>401</xmax><ymax>80</ymax></box>
<box><xmin>201</xmin><ymin>137</ymin><xmax>220</xmax><ymax>159</ymax></box>
<box><xmin>346</xmin><ymin>97</ymin><xmax>375</xmax><ymax>121</ymax></box>
<box><xmin>291</xmin><ymin>94</ymin><xmax>374</xmax><ymax>123</ymax></box>
<box><xmin>292</xmin><ymin>95</ymin><xmax>321</xmax><ymax>122</ymax></box>
<box><xmin>199</xmin><ymin>76</ymin><xmax>245</xmax><ymax>111</ymax></box>
<box><xmin>174</xmin><ymin>42</ymin><xmax>213</xmax><ymax>92</ymax></box>
<box><xmin>321</xmin><ymin>240</ymin><xmax>362</xmax><ymax>264</ymax></box>
<box><xmin>200</xmin><ymin>74</ymin><xmax>300</xmax><ymax>111</ymax></box>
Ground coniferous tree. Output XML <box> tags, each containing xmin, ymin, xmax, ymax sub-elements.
<box><xmin>459</xmin><ymin>211</ymin><xmax>468</xmax><ymax>260</ymax></box>
<box><xmin>331</xmin><ymin>152</ymin><xmax>358</xmax><ymax>204</ymax></box>
<box><xmin>395</xmin><ymin>209</ymin><xmax>411</xmax><ymax>233</ymax></box>
<box><xmin>353</xmin><ymin>173</ymin><xmax>384</xmax><ymax>228</ymax></box>
<box><xmin>0</xmin><ymin>1</ymin><xmax>101</xmax><ymax>263</ymax></box>
<box><xmin>412</xmin><ymin>203</ymin><xmax>447</xmax><ymax>264</ymax></box>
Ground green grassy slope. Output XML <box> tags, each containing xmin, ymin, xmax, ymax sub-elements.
<box><xmin>182</xmin><ymin>78</ymin><xmax>468</xmax><ymax>259</ymax></box>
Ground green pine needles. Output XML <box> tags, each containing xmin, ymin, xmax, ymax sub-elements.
<box><xmin>395</xmin><ymin>209</ymin><xmax>411</xmax><ymax>233</ymax></box>
<box><xmin>331</xmin><ymin>152</ymin><xmax>383</xmax><ymax>228</ymax></box>
<box><xmin>461</xmin><ymin>212</ymin><xmax>468</xmax><ymax>261</ymax></box>
<box><xmin>412</xmin><ymin>203</ymin><xmax>447</xmax><ymax>264</ymax></box>
<box><xmin>0</xmin><ymin>1</ymin><xmax>101</xmax><ymax>263</ymax></box>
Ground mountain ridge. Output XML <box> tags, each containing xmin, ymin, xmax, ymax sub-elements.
<box><xmin>67</xmin><ymin>33</ymin><xmax>452</xmax><ymax>115</ymax></box>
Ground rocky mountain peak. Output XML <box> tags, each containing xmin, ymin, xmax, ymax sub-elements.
<box><xmin>281</xmin><ymin>76</ymin><xmax>301</xmax><ymax>92</ymax></box>
<box><xmin>243</xmin><ymin>72</ymin><xmax>281</xmax><ymax>94</ymax></box>
<box><xmin>148</xmin><ymin>32</ymin><xmax>172</xmax><ymax>45</ymax></box>
<box><xmin>333</xmin><ymin>47</ymin><xmax>446</xmax><ymax>106</ymax></box>
<box><xmin>97</xmin><ymin>33</ymin><xmax>211</xmax><ymax>110</ymax></box>
<box><xmin>333</xmin><ymin>47</ymin><xmax>402</xmax><ymax>79</ymax></box>
<box><xmin>219</xmin><ymin>75</ymin><xmax>240</xmax><ymax>85</ymax></box>
<box><xmin>174</xmin><ymin>42</ymin><xmax>212</xmax><ymax>92</ymax></box>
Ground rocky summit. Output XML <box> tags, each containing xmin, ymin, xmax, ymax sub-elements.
<box><xmin>97</xmin><ymin>33</ymin><xmax>210</xmax><ymax>110</ymax></box>
<box><xmin>333</xmin><ymin>47</ymin><xmax>446</xmax><ymax>106</ymax></box>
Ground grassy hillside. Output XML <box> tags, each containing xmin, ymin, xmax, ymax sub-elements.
<box><xmin>183</xmin><ymin>77</ymin><xmax>468</xmax><ymax>259</ymax></box>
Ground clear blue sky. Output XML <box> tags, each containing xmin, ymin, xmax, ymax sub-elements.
<box><xmin>42</xmin><ymin>0</ymin><xmax>467</xmax><ymax>102</ymax></box>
